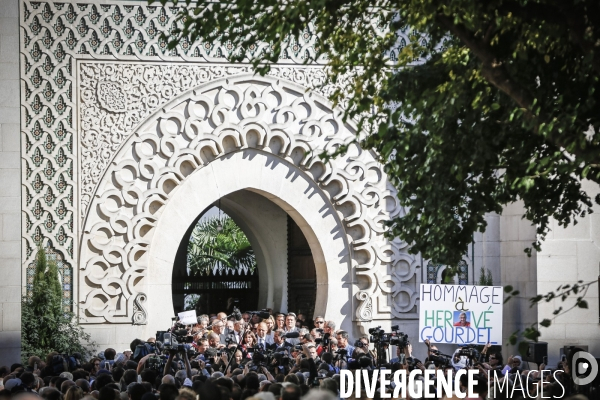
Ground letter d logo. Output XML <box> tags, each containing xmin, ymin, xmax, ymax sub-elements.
<box><xmin>572</xmin><ymin>351</ymin><xmax>598</xmax><ymax>386</ymax></box>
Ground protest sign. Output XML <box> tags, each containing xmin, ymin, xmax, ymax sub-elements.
<box><xmin>418</xmin><ymin>284</ymin><xmax>503</xmax><ymax>345</ymax></box>
<box><xmin>178</xmin><ymin>310</ymin><xmax>197</xmax><ymax>325</ymax></box>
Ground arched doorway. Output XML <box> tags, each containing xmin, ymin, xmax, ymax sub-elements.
<box><xmin>78</xmin><ymin>74</ymin><xmax>413</xmax><ymax>349</ymax></box>
<box><xmin>170</xmin><ymin>191</ymin><xmax>319</xmax><ymax>319</ymax></box>
<box><xmin>171</xmin><ymin>206</ymin><xmax>260</xmax><ymax>316</ymax></box>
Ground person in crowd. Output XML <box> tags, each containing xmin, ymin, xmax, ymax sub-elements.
<box><xmin>241</xmin><ymin>331</ymin><xmax>257</xmax><ymax>358</ymax></box>
<box><xmin>283</xmin><ymin>314</ymin><xmax>300</xmax><ymax>346</ymax></box>
<box><xmin>312</xmin><ymin>316</ymin><xmax>325</xmax><ymax>330</ymax></box>
<box><xmin>269</xmin><ymin>329</ymin><xmax>291</xmax><ymax>353</ymax></box>
<box><xmin>323</xmin><ymin>321</ymin><xmax>336</xmax><ymax>336</ymax></box>
<box><xmin>335</xmin><ymin>331</ymin><xmax>354</xmax><ymax>358</ymax></box>
<box><xmin>255</xmin><ymin>322</ymin><xmax>272</xmax><ymax>348</ymax></box>
<box><xmin>242</xmin><ymin>313</ymin><xmax>251</xmax><ymax>323</ymax></box>
<box><xmin>265</xmin><ymin>316</ymin><xmax>276</xmax><ymax>342</ymax></box>
<box><xmin>231</xmin><ymin>320</ymin><xmax>244</xmax><ymax>345</ymax></box>
<box><xmin>209</xmin><ymin>320</ymin><xmax>228</xmax><ymax>345</ymax></box>
<box><xmin>3</xmin><ymin>309</ymin><xmax>592</xmax><ymax>400</ymax></box>
<box><xmin>206</xmin><ymin>332</ymin><xmax>222</xmax><ymax>349</ymax></box>
<box><xmin>274</xmin><ymin>314</ymin><xmax>285</xmax><ymax>330</ymax></box>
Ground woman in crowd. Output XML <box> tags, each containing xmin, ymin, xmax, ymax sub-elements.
<box><xmin>275</xmin><ymin>313</ymin><xmax>285</xmax><ymax>330</ymax></box>
<box><xmin>241</xmin><ymin>330</ymin><xmax>257</xmax><ymax>358</ymax></box>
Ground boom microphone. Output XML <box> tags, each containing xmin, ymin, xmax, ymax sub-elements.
<box><xmin>245</xmin><ymin>310</ymin><xmax>271</xmax><ymax>319</ymax></box>
<box><xmin>232</xmin><ymin>307</ymin><xmax>242</xmax><ymax>321</ymax></box>
<box><xmin>282</xmin><ymin>331</ymin><xmax>300</xmax><ymax>339</ymax></box>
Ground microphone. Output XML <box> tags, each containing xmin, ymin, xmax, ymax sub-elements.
<box><xmin>221</xmin><ymin>307</ymin><xmax>242</xmax><ymax>323</ymax></box>
<box><xmin>232</xmin><ymin>307</ymin><xmax>242</xmax><ymax>321</ymax></box>
<box><xmin>246</xmin><ymin>310</ymin><xmax>271</xmax><ymax>319</ymax></box>
<box><xmin>282</xmin><ymin>331</ymin><xmax>300</xmax><ymax>339</ymax></box>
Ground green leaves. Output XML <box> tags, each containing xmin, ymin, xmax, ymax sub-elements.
<box><xmin>187</xmin><ymin>215</ymin><xmax>256</xmax><ymax>276</ymax></box>
<box><xmin>539</xmin><ymin>319</ymin><xmax>552</xmax><ymax>328</ymax></box>
<box><xmin>504</xmin><ymin>285</ymin><xmax>520</xmax><ymax>303</ymax></box>
<box><xmin>22</xmin><ymin>248</ymin><xmax>96</xmax><ymax>362</ymax></box>
<box><xmin>161</xmin><ymin>0</ymin><xmax>600</xmax><ymax>266</ymax></box>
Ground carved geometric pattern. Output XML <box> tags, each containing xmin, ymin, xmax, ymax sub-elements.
<box><xmin>79</xmin><ymin>63</ymin><xmax>334</xmax><ymax>216</ymax></box>
<box><xmin>79</xmin><ymin>74</ymin><xmax>416</xmax><ymax>322</ymax></box>
<box><xmin>20</xmin><ymin>0</ymin><xmax>417</xmax><ymax>324</ymax></box>
<box><xmin>426</xmin><ymin>259</ymin><xmax>469</xmax><ymax>285</ymax></box>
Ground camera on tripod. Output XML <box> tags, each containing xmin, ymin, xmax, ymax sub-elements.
<box><xmin>157</xmin><ymin>325</ymin><xmax>194</xmax><ymax>354</ymax></box>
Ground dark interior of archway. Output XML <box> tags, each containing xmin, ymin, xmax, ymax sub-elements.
<box><xmin>170</xmin><ymin>202</ymin><xmax>317</xmax><ymax>320</ymax></box>
<box><xmin>171</xmin><ymin>208</ymin><xmax>259</xmax><ymax>315</ymax></box>
<box><xmin>287</xmin><ymin>215</ymin><xmax>317</xmax><ymax>321</ymax></box>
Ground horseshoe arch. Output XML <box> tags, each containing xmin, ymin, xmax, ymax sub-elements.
<box><xmin>78</xmin><ymin>74</ymin><xmax>417</xmax><ymax>341</ymax></box>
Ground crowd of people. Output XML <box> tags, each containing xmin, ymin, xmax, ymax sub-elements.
<box><xmin>0</xmin><ymin>309</ymin><xmax>595</xmax><ymax>400</ymax></box>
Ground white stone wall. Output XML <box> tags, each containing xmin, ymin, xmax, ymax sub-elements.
<box><xmin>474</xmin><ymin>206</ymin><xmax>538</xmax><ymax>356</ymax></box>
<box><xmin>0</xmin><ymin>0</ymin><xmax>21</xmax><ymax>366</ymax></box>
<box><xmin>538</xmin><ymin>180</ymin><xmax>600</xmax><ymax>364</ymax></box>
<box><xmin>473</xmin><ymin>213</ymin><xmax>501</xmax><ymax>286</ymax></box>
<box><xmin>499</xmin><ymin>202</ymin><xmax>539</xmax><ymax>355</ymax></box>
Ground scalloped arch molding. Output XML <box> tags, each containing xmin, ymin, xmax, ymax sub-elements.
<box><xmin>79</xmin><ymin>74</ymin><xmax>419</xmax><ymax>333</ymax></box>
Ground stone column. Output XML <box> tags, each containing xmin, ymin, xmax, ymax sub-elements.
<box><xmin>0</xmin><ymin>0</ymin><xmax>22</xmax><ymax>366</ymax></box>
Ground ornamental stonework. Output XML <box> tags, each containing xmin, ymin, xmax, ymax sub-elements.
<box><xmin>20</xmin><ymin>0</ymin><xmax>418</xmax><ymax>324</ymax></box>
<box><xmin>78</xmin><ymin>62</ymin><xmax>335</xmax><ymax>216</ymax></box>
<box><xmin>79</xmin><ymin>74</ymin><xmax>418</xmax><ymax>322</ymax></box>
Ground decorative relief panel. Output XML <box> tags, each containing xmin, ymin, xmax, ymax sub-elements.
<box><xmin>79</xmin><ymin>63</ymin><xmax>333</xmax><ymax>216</ymax></box>
<box><xmin>79</xmin><ymin>74</ymin><xmax>418</xmax><ymax>322</ymax></box>
<box><xmin>20</xmin><ymin>0</ymin><xmax>419</xmax><ymax>323</ymax></box>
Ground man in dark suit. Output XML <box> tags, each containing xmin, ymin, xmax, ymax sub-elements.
<box><xmin>268</xmin><ymin>329</ymin><xmax>293</xmax><ymax>353</ymax></box>
<box><xmin>211</xmin><ymin>320</ymin><xmax>229</xmax><ymax>345</ymax></box>
<box><xmin>283</xmin><ymin>313</ymin><xmax>300</xmax><ymax>345</ymax></box>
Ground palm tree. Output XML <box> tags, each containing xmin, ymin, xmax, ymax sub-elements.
<box><xmin>187</xmin><ymin>215</ymin><xmax>256</xmax><ymax>276</ymax></box>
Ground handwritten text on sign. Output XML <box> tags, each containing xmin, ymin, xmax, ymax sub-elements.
<box><xmin>418</xmin><ymin>284</ymin><xmax>503</xmax><ymax>345</ymax></box>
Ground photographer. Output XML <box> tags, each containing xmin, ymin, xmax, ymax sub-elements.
<box><xmin>192</xmin><ymin>338</ymin><xmax>208</xmax><ymax>358</ymax></box>
<box><xmin>163</xmin><ymin>350</ymin><xmax>192</xmax><ymax>380</ymax></box>
<box><xmin>318</xmin><ymin>352</ymin><xmax>339</xmax><ymax>375</ymax></box>
<box><xmin>210</xmin><ymin>348</ymin><xmax>237</xmax><ymax>374</ymax></box>
<box><xmin>358</xmin><ymin>336</ymin><xmax>377</xmax><ymax>360</ymax></box>
<box><xmin>221</xmin><ymin>349</ymin><xmax>245</xmax><ymax>376</ymax></box>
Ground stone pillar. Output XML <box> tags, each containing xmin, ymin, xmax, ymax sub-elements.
<box><xmin>473</xmin><ymin>212</ymin><xmax>502</xmax><ymax>286</ymax></box>
<box><xmin>500</xmin><ymin>201</ymin><xmax>538</xmax><ymax>355</ymax></box>
<box><xmin>0</xmin><ymin>0</ymin><xmax>22</xmax><ymax>366</ymax></box>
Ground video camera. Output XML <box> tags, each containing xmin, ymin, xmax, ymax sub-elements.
<box><xmin>272</xmin><ymin>350</ymin><xmax>291</xmax><ymax>367</ymax></box>
<box><xmin>157</xmin><ymin>320</ymin><xmax>194</xmax><ymax>354</ymax></box>
<box><xmin>315</xmin><ymin>331</ymin><xmax>330</xmax><ymax>346</ymax></box>
<box><xmin>458</xmin><ymin>345</ymin><xmax>480</xmax><ymax>360</ymax></box>
<box><xmin>368</xmin><ymin>325</ymin><xmax>409</xmax><ymax>348</ymax></box>
<box><xmin>428</xmin><ymin>349</ymin><xmax>452</xmax><ymax>368</ymax></box>
<box><xmin>132</xmin><ymin>340</ymin><xmax>157</xmax><ymax>361</ymax></box>
<box><xmin>146</xmin><ymin>354</ymin><xmax>168</xmax><ymax>371</ymax></box>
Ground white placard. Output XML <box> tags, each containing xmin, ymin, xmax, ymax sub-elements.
<box><xmin>418</xmin><ymin>284</ymin><xmax>503</xmax><ymax>345</ymax></box>
<box><xmin>178</xmin><ymin>310</ymin><xmax>197</xmax><ymax>326</ymax></box>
